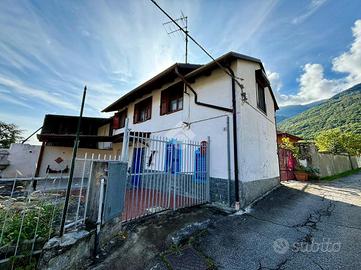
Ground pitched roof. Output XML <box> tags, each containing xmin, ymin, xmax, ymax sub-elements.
<box><xmin>102</xmin><ymin>51</ymin><xmax>279</xmax><ymax>112</ymax></box>
<box><xmin>102</xmin><ymin>63</ymin><xmax>201</xmax><ymax>112</ymax></box>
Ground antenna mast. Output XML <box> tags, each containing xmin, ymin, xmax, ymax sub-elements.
<box><xmin>163</xmin><ymin>12</ymin><xmax>188</xmax><ymax>63</ymax></box>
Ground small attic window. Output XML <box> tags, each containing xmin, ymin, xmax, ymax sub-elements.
<box><xmin>255</xmin><ymin>69</ymin><xmax>268</xmax><ymax>114</ymax></box>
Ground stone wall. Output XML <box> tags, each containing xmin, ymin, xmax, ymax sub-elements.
<box><xmin>298</xmin><ymin>142</ymin><xmax>361</xmax><ymax>178</ymax></box>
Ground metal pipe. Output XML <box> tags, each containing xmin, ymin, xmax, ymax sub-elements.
<box><xmin>22</xmin><ymin>126</ymin><xmax>43</xmax><ymax>144</ymax></box>
<box><xmin>94</xmin><ymin>177</ymin><xmax>105</xmax><ymax>258</ymax></box>
<box><xmin>227</xmin><ymin>67</ymin><xmax>241</xmax><ymax>210</ymax></box>
<box><xmin>226</xmin><ymin>116</ymin><xmax>231</xmax><ymax>207</ymax></box>
<box><xmin>174</xmin><ymin>67</ymin><xmax>233</xmax><ymax>113</ymax></box>
<box><xmin>60</xmin><ymin>86</ymin><xmax>87</xmax><ymax>237</ymax></box>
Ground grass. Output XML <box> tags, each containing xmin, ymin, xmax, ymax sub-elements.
<box><xmin>321</xmin><ymin>168</ymin><xmax>361</xmax><ymax>181</ymax></box>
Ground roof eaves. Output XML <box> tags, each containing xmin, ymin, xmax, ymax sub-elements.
<box><xmin>102</xmin><ymin>63</ymin><xmax>201</xmax><ymax>112</ymax></box>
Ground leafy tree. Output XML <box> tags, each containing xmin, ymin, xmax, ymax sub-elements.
<box><xmin>0</xmin><ymin>121</ymin><xmax>23</xmax><ymax>148</ymax></box>
<box><xmin>315</xmin><ymin>128</ymin><xmax>361</xmax><ymax>155</ymax></box>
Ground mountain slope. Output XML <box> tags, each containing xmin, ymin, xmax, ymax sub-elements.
<box><xmin>276</xmin><ymin>100</ymin><xmax>325</xmax><ymax>123</ymax></box>
<box><xmin>278</xmin><ymin>83</ymin><xmax>361</xmax><ymax>139</ymax></box>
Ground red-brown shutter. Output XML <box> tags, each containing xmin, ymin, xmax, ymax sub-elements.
<box><xmin>112</xmin><ymin>113</ymin><xmax>120</xmax><ymax>129</ymax></box>
<box><xmin>146</xmin><ymin>99</ymin><xmax>152</xmax><ymax>120</ymax></box>
<box><xmin>119</xmin><ymin>109</ymin><xmax>127</xmax><ymax>128</ymax></box>
<box><xmin>160</xmin><ymin>90</ymin><xmax>169</xmax><ymax>115</ymax></box>
<box><xmin>133</xmin><ymin>105</ymin><xmax>138</xmax><ymax>124</ymax></box>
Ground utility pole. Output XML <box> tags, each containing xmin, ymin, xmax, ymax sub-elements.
<box><xmin>60</xmin><ymin>85</ymin><xmax>87</xmax><ymax>237</ymax></box>
<box><xmin>163</xmin><ymin>12</ymin><xmax>188</xmax><ymax>63</ymax></box>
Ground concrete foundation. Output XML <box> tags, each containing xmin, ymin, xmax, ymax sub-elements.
<box><xmin>240</xmin><ymin>177</ymin><xmax>280</xmax><ymax>207</ymax></box>
<box><xmin>210</xmin><ymin>176</ymin><xmax>280</xmax><ymax>208</ymax></box>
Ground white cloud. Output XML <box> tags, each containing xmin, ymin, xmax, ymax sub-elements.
<box><xmin>0</xmin><ymin>92</ymin><xmax>33</xmax><ymax>109</ymax></box>
<box><xmin>0</xmin><ymin>75</ymin><xmax>77</xmax><ymax>111</ymax></box>
<box><xmin>332</xmin><ymin>20</ymin><xmax>361</xmax><ymax>83</ymax></box>
<box><xmin>292</xmin><ymin>0</ymin><xmax>328</xmax><ymax>24</ymax></box>
<box><xmin>280</xmin><ymin>63</ymin><xmax>343</xmax><ymax>105</ymax></box>
<box><xmin>277</xmin><ymin>19</ymin><xmax>361</xmax><ymax>106</ymax></box>
<box><xmin>266</xmin><ymin>70</ymin><xmax>282</xmax><ymax>91</ymax></box>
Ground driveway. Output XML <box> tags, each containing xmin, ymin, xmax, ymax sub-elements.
<box><xmin>196</xmin><ymin>172</ymin><xmax>361</xmax><ymax>270</ymax></box>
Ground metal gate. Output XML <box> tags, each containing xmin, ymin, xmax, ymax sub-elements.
<box><xmin>122</xmin><ymin>132</ymin><xmax>210</xmax><ymax>222</ymax></box>
<box><xmin>278</xmin><ymin>148</ymin><xmax>296</xmax><ymax>181</ymax></box>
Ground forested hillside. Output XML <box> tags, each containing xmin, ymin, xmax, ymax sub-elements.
<box><xmin>278</xmin><ymin>83</ymin><xmax>361</xmax><ymax>139</ymax></box>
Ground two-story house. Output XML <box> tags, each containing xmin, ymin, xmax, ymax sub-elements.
<box><xmin>99</xmin><ymin>51</ymin><xmax>280</xmax><ymax>208</ymax></box>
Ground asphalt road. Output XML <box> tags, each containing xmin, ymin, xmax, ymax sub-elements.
<box><xmin>196</xmin><ymin>172</ymin><xmax>361</xmax><ymax>270</ymax></box>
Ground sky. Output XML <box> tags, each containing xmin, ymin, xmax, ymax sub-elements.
<box><xmin>0</xmin><ymin>0</ymin><xmax>361</xmax><ymax>144</ymax></box>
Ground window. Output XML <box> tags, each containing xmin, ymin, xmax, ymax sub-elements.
<box><xmin>112</xmin><ymin>109</ymin><xmax>127</xmax><ymax>129</ymax></box>
<box><xmin>160</xmin><ymin>84</ymin><xmax>183</xmax><ymax>115</ymax></box>
<box><xmin>257</xmin><ymin>83</ymin><xmax>267</xmax><ymax>114</ymax></box>
<box><xmin>133</xmin><ymin>97</ymin><xmax>152</xmax><ymax>124</ymax></box>
<box><xmin>255</xmin><ymin>69</ymin><xmax>268</xmax><ymax>114</ymax></box>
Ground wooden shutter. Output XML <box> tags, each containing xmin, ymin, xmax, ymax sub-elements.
<box><xmin>160</xmin><ymin>90</ymin><xmax>169</xmax><ymax>115</ymax></box>
<box><xmin>119</xmin><ymin>109</ymin><xmax>127</xmax><ymax>128</ymax></box>
<box><xmin>112</xmin><ymin>113</ymin><xmax>120</xmax><ymax>129</ymax></box>
<box><xmin>133</xmin><ymin>104</ymin><xmax>139</xmax><ymax>124</ymax></box>
<box><xmin>146</xmin><ymin>98</ymin><xmax>152</xmax><ymax>120</ymax></box>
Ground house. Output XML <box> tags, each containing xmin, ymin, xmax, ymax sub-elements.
<box><xmin>101</xmin><ymin>51</ymin><xmax>280</xmax><ymax>208</ymax></box>
<box><xmin>277</xmin><ymin>131</ymin><xmax>302</xmax><ymax>145</ymax></box>
<box><xmin>36</xmin><ymin>51</ymin><xmax>280</xmax><ymax>209</ymax></box>
<box><xmin>277</xmin><ymin>132</ymin><xmax>302</xmax><ymax>181</ymax></box>
<box><xmin>36</xmin><ymin>114</ymin><xmax>116</xmax><ymax>178</ymax></box>
<box><xmin>0</xmin><ymin>143</ymin><xmax>41</xmax><ymax>178</ymax></box>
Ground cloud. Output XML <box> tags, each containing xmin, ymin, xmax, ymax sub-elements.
<box><xmin>292</xmin><ymin>0</ymin><xmax>328</xmax><ymax>24</ymax></box>
<box><xmin>277</xmin><ymin>19</ymin><xmax>361</xmax><ymax>106</ymax></box>
<box><xmin>332</xmin><ymin>20</ymin><xmax>361</xmax><ymax>83</ymax></box>
<box><xmin>266</xmin><ymin>70</ymin><xmax>282</xmax><ymax>92</ymax></box>
<box><xmin>0</xmin><ymin>92</ymin><xmax>33</xmax><ymax>109</ymax></box>
<box><xmin>0</xmin><ymin>75</ymin><xmax>77</xmax><ymax>111</ymax></box>
<box><xmin>280</xmin><ymin>63</ymin><xmax>343</xmax><ymax>105</ymax></box>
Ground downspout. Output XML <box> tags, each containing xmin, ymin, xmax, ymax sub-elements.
<box><xmin>175</xmin><ymin>66</ymin><xmax>241</xmax><ymax>209</ymax></box>
<box><xmin>174</xmin><ymin>67</ymin><xmax>232</xmax><ymax>113</ymax></box>
<box><xmin>227</xmin><ymin>67</ymin><xmax>241</xmax><ymax>210</ymax></box>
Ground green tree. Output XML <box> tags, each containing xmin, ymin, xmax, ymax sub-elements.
<box><xmin>315</xmin><ymin>128</ymin><xmax>361</xmax><ymax>155</ymax></box>
<box><xmin>0</xmin><ymin>121</ymin><xmax>23</xmax><ymax>148</ymax></box>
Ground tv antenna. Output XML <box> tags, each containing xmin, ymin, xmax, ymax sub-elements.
<box><xmin>163</xmin><ymin>12</ymin><xmax>188</xmax><ymax>63</ymax></box>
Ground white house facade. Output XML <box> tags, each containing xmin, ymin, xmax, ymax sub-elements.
<box><xmin>100</xmin><ymin>52</ymin><xmax>280</xmax><ymax>208</ymax></box>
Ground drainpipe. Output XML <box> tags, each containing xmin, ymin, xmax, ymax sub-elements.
<box><xmin>227</xmin><ymin>67</ymin><xmax>241</xmax><ymax>210</ymax></box>
<box><xmin>174</xmin><ymin>66</ymin><xmax>241</xmax><ymax>209</ymax></box>
<box><xmin>174</xmin><ymin>67</ymin><xmax>232</xmax><ymax>113</ymax></box>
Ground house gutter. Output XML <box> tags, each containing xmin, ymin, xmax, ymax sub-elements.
<box><xmin>174</xmin><ymin>67</ymin><xmax>232</xmax><ymax>113</ymax></box>
<box><xmin>227</xmin><ymin>67</ymin><xmax>241</xmax><ymax>210</ymax></box>
<box><xmin>174</xmin><ymin>66</ymin><xmax>241</xmax><ymax>209</ymax></box>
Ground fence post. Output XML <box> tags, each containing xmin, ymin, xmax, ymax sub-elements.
<box><xmin>173</xmin><ymin>142</ymin><xmax>177</xmax><ymax>210</ymax></box>
<box><xmin>121</xmin><ymin>118</ymin><xmax>130</xmax><ymax>162</ymax></box>
<box><xmin>206</xmin><ymin>136</ymin><xmax>210</xmax><ymax>202</ymax></box>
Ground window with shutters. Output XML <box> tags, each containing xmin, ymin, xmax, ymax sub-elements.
<box><xmin>256</xmin><ymin>83</ymin><xmax>267</xmax><ymax>114</ymax></box>
<box><xmin>255</xmin><ymin>69</ymin><xmax>267</xmax><ymax>115</ymax></box>
<box><xmin>133</xmin><ymin>97</ymin><xmax>152</xmax><ymax>124</ymax></box>
<box><xmin>112</xmin><ymin>109</ymin><xmax>127</xmax><ymax>129</ymax></box>
<box><xmin>160</xmin><ymin>84</ymin><xmax>183</xmax><ymax>115</ymax></box>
